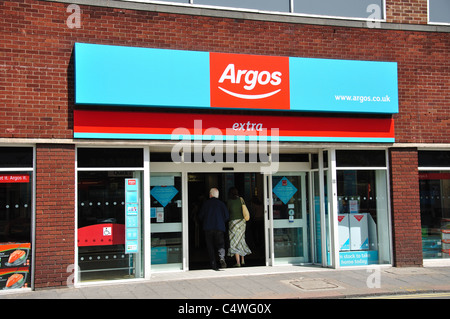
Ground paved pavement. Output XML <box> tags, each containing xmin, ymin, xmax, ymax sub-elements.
<box><xmin>1</xmin><ymin>264</ymin><xmax>450</xmax><ymax>300</ymax></box>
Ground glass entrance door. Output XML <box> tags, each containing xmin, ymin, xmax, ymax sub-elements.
<box><xmin>269</xmin><ymin>173</ymin><xmax>310</xmax><ymax>264</ymax></box>
<box><xmin>150</xmin><ymin>172</ymin><xmax>183</xmax><ymax>271</ymax></box>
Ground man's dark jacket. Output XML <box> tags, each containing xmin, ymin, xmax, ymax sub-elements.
<box><xmin>199</xmin><ymin>197</ymin><xmax>229</xmax><ymax>232</ymax></box>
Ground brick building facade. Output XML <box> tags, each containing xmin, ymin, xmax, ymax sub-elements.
<box><xmin>0</xmin><ymin>0</ymin><xmax>449</xmax><ymax>289</ymax></box>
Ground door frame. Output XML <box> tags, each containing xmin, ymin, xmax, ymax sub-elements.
<box><xmin>266</xmin><ymin>171</ymin><xmax>310</xmax><ymax>266</ymax></box>
<box><xmin>150</xmin><ymin>161</ymin><xmax>312</xmax><ymax>269</ymax></box>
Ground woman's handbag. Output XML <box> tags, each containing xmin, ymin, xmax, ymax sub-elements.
<box><xmin>240</xmin><ymin>197</ymin><xmax>250</xmax><ymax>221</ymax></box>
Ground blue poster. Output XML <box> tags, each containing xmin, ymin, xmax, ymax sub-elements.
<box><xmin>126</xmin><ymin>228</ymin><xmax>138</xmax><ymax>240</ymax></box>
<box><xmin>126</xmin><ymin>203</ymin><xmax>138</xmax><ymax>215</ymax></box>
<box><xmin>151</xmin><ymin>247</ymin><xmax>168</xmax><ymax>265</ymax></box>
<box><xmin>125</xmin><ymin>191</ymin><xmax>137</xmax><ymax>204</ymax></box>
<box><xmin>151</xmin><ymin>186</ymin><xmax>179</xmax><ymax>207</ymax></box>
<box><xmin>273</xmin><ymin>177</ymin><xmax>298</xmax><ymax>205</ymax></box>
<box><xmin>126</xmin><ymin>215</ymin><xmax>138</xmax><ymax>228</ymax></box>
<box><xmin>339</xmin><ymin>250</ymin><xmax>379</xmax><ymax>266</ymax></box>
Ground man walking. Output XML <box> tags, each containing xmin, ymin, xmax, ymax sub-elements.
<box><xmin>199</xmin><ymin>188</ymin><xmax>229</xmax><ymax>270</ymax></box>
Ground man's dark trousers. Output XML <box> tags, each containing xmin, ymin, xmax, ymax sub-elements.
<box><xmin>205</xmin><ymin>230</ymin><xmax>225</xmax><ymax>270</ymax></box>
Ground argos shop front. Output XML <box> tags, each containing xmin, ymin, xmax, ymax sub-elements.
<box><xmin>73</xmin><ymin>43</ymin><xmax>397</xmax><ymax>283</ymax></box>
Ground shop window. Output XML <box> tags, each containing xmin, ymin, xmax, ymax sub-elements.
<box><xmin>77</xmin><ymin>148</ymin><xmax>144</xmax><ymax>283</ymax></box>
<box><xmin>420</xmin><ymin>171</ymin><xmax>450</xmax><ymax>259</ymax></box>
<box><xmin>419</xmin><ymin>151</ymin><xmax>450</xmax><ymax>259</ymax></box>
<box><xmin>336</xmin><ymin>153</ymin><xmax>391</xmax><ymax>266</ymax></box>
<box><xmin>77</xmin><ymin>171</ymin><xmax>144</xmax><ymax>282</ymax></box>
<box><xmin>0</xmin><ymin>147</ymin><xmax>33</xmax><ymax>290</ymax></box>
<box><xmin>419</xmin><ymin>150</ymin><xmax>450</xmax><ymax>258</ymax></box>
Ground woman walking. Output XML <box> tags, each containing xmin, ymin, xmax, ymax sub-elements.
<box><xmin>227</xmin><ymin>187</ymin><xmax>251</xmax><ymax>267</ymax></box>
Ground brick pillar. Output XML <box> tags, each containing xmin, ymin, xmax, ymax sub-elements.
<box><xmin>389</xmin><ymin>148</ymin><xmax>423</xmax><ymax>267</ymax></box>
<box><xmin>35</xmin><ymin>144</ymin><xmax>75</xmax><ymax>288</ymax></box>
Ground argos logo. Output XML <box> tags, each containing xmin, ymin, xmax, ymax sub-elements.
<box><xmin>210</xmin><ymin>52</ymin><xmax>290</xmax><ymax>110</ymax></box>
<box><xmin>218</xmin><ymin>64</ymin><xmax>282</xmax><ymax>99</ymax></box>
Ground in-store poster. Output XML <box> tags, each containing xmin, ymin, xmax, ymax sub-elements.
<box><xmin>0</xmin><ymin>243</ymin><xmax>31</xmax><ymax>290</ymax></box>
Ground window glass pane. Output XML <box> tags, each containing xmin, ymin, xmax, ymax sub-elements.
<box><xmin>0</xmin><ymin>172</ymin><xmax>32</xmax><ymax>242</ymax></box>
<box><xmin>337</xmin><ymin>170</ymin><xmax>391</xmax><ymax>266</ymax></box>
<box><xmin>279</xmin><ymin>154</ymin><xmax>309</xmax><ymax>162</ymax></box>
<box><xmin>176</xmin><ymin>152</ymin><xmax>302</xmax><ymax>163</ymax></box>
<box><xmin>420</xmin><ymin>171</ymin><xmax>450</xmax><ymax>259</ymax></box>
<box><xmin>336</xmin><ymin>150</ymin><xmax>386</xmax><ymax>167</ymax></box>
<box><xmin>312</xmin><ymin>171</ymin><xmax>331</xmax><ymax>265</ymax></box>
<box><xmin>77</xmin><ymin>171</ymin><xmax>143</xmax><ymax>282</ymax></box>
<box><xmin>311</xmin><ymin>152</ymin><xmax>328</xmax><ymax>169</ymax></box>
<box><xmin>324</xmin><ymin>170</ymin><xmax>331</xmax><ymax>266</ymax></box>
<box><xmin>77</xmin><ymin>148</ymin><xmax>143</xmax><ymax>168</ymax></box>
<box><xmin>0</xmin><ymin>147</ymin><xmax>33</xmax><ymax>168</ymax></box>
<box><xmin>429</xmin><ymin>0</ymin><xmax>450</xmax><ymax>23</ymax></box>
<box><xmin>150</xmin><ymin>152</ymin><xmax>174</xmax><ymax>162</ymax></box>
<box><xmin>194</xmin><ymin>0</ymin><xmax>290</xmax><ymax>12</ymax></box>
<box><xmin>293</xmin><ymin>0</ymin><xmax>384</xmax><ymax>19</ymax></box>
<box><xmin>419</xmin><ymin>151</ymin><xmax>450</xmax><ymax>168</ymax></box>
<box><xmin>0</xmin><ymin>171</ymin><xmax>32</xmax><ymax>289</ymax></box>
<box><xmin>273</xmin><ymin>228</ymin><xmax>303</xmax><ymax>258</ymax></box>
<box><xmin>158</xmin><ymin>0</ymin><xmax>189</xmax><ymax>3</ymax></box>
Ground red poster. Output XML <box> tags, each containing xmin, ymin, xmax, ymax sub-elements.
<box><xmin>0</xmin><ymin>175</ymin><xmax>30</xmax><ymax>183</ymax></box>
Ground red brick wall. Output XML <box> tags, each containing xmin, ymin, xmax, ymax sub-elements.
<box><xmin>389</xmin><ymin>148</ymin><xmax>423</xmax><ymax>267</ymax></box>
<box><xmin>386</xmin><ymin>0</ymin><xmax>428</xmax><ymax>24</ymax></box>
<box><xmin>35</xmin><ymin>144</ymin><xmax>75</xmax><ymax>288</ymax></box>
<box><xmin>0</xmin><ymin>0</ymin><xmax>448</xmax><ymax>144</ymax></box>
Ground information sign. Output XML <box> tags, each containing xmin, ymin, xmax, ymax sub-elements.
<box><xmin>125</xmin><ymin>179</ymin><xmax>140</xmax><ymax>254</ymax></box>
